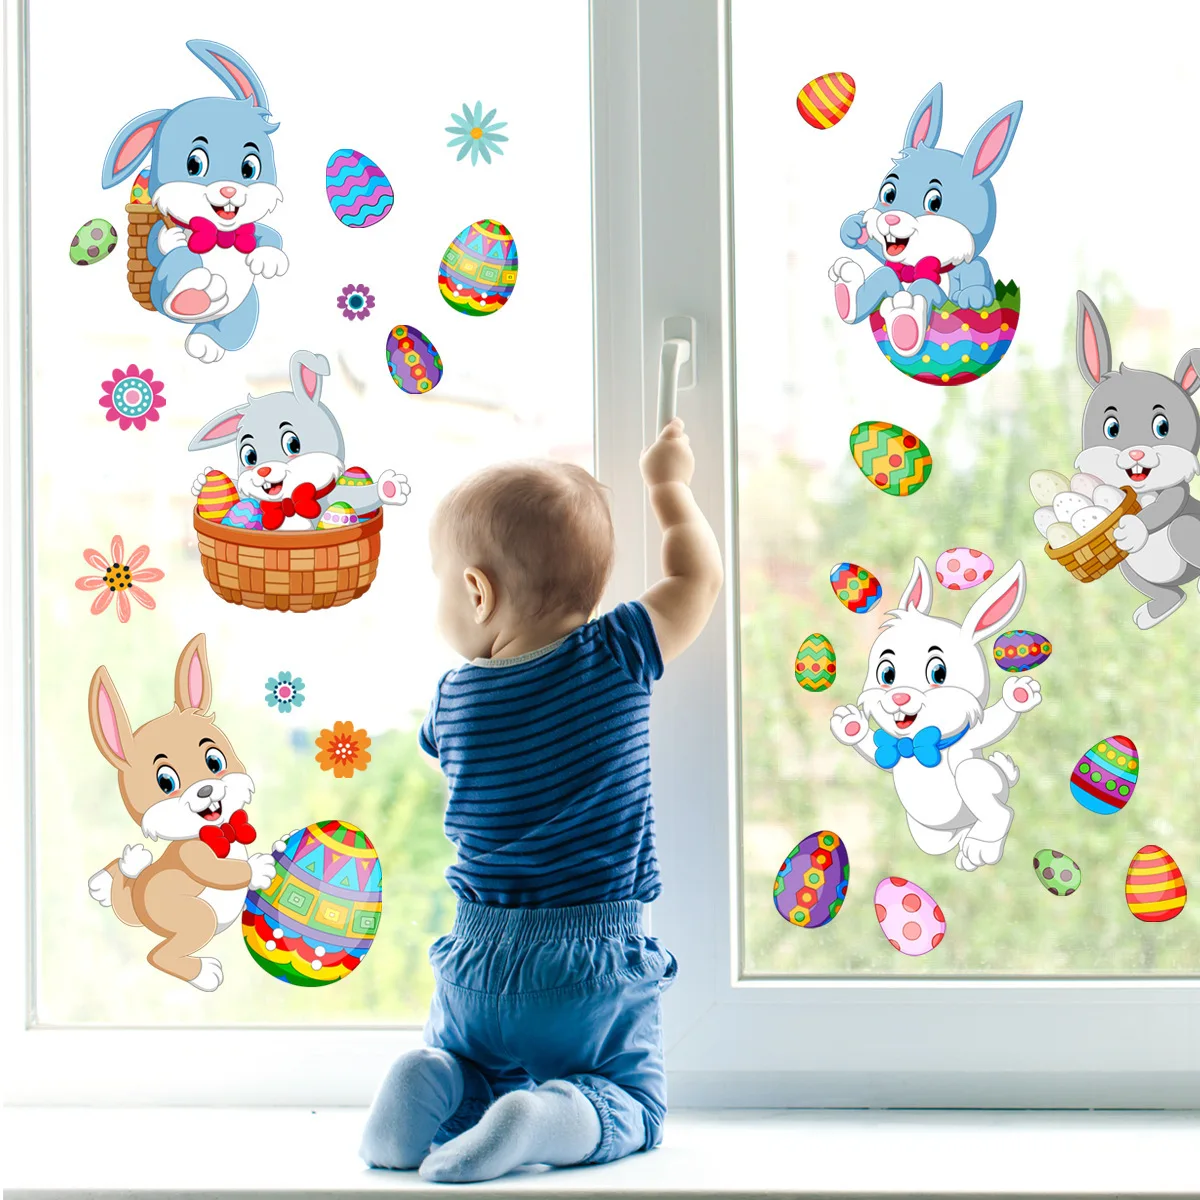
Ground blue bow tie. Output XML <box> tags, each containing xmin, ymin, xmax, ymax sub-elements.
<box><xmin>873</xmin><ymin>724</ymin><xmax>967</xmax><ymax>769</ymax></box>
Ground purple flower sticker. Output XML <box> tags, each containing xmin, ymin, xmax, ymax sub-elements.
<box><xmin>337</xmin><ymin>283</ymin><xmax>375</xmax><ymax>321</ymax></box>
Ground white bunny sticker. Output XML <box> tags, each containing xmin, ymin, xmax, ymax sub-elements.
<box><xmin>831</xmin><ymin>557</ymin><xmax>1043</xmax><ymax>871</ymax></box>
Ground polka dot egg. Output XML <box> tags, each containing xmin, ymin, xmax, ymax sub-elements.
<box><xmin>1033</xmin><ymin>849</ymin><xmax>1082</xmax><ymax>897</ymax></box>
<box><xmin>874</xmin><ymin>876</ymin><xmax>945</xmax><ymax>956</ymax></box>
<box><xmin>1070</xmin><ymin>734</ymin><xmax>1138</xmax><ymax>815</ymax></box>
<box><xmin>317</xmin><ymin>501</ymin><xmax>358</xmax><ymax>531</ymax></box>
<box><xmin>70</xmin><ymin>218</ymin><xmax>118</xmax><ymax>265</ymax></box>
<box><xmin>935</xmin><ymin>547</ymin><xmax>994</xmax><ymax>590</ymax></box>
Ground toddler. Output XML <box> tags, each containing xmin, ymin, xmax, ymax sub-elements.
<box><xmin>359</xmin><ymin>418</ymin><xmax>722</xmax><ymax>1182</ymax></box>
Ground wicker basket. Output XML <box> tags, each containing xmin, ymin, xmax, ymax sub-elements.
<box><xmin>1044</xmin><ymin>486</ymin><xmax>1141</xmax><ymax>583</ymax></box>
<box><xmin>125</xmin><ymin>203</ymin><xmax>174</xmax><ymax>311</ymax></box>
<box><xmin>194</xmin><ymin>509</ymin><xmax>383</xmax><ymax>612</ymax></box>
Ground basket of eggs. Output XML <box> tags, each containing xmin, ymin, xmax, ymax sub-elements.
<box><xmin>1030</xmin><ymin>469</ymin><xmax>1141</xmax><ymax>583</ymax></box>
<box><xmin>193</xmin><ymin>468</ymin><xmax>383</xmax><ymax>612</ymax></box>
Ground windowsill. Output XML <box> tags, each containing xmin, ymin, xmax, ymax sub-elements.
<box><xmin>3</xmin><ymin>1106</ymin><xmax>1198</xmax><ymax>1197</ymax></box>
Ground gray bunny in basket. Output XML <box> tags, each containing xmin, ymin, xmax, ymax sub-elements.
<box><xmin>1074</xmin><ymin>291</ymin><xmax>1200</xmax><ymax>629</ymax></box>
<box><xmin>188</xmin><ymin>350</ymin><xmax>410</xmax><ymax>531</ymax></box>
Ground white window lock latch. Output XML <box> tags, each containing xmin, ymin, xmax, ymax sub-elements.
<box><xmin>657</xmin><ymin>315</ymin><xmax>695</xmax><ymax>431</ymax></box>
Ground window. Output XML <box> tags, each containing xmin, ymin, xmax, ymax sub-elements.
<box><xmin>9</xmin><ymin>0</ymin><xmax>1199</xmax><ymax>1110</ymax></box>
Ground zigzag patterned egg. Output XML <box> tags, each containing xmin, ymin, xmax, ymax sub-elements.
<box><xmin>796</xmin><ymin>72</ymin><xmax>856</xmax><ymax>130</ymax></box>
<box><xmin>221</xmin><ymin>497</ymin><xmax>263</xmax><ymax>530</ymax></box>
<box><xmin>869</xmin><ymin>284</ymin><xmax>1021</xmax><ymax>386</ymax></box>
<box><xmin>386</xmin><ymin>324</ymin><xmax>443</xmax><ymax>394</ymax></box>
<box><xmin>829</xmin><ymin>562</ymin><xmax>882</xmax><ymax>614</ymax></box>
<box><xmin>773</xmin><ymin>830</ymin><xmax>849</xmax><ymax>928</ymax></box>
<box><xmin>243</xmin><ymin>820</ymin><xmax>383</xmax><ymax>987</ymax></box>
<box><xmin>993</xmin><ymin>630</ymin><xmax>1052</xmax><ymax>672</ymax></box>
<box><xmin>439</xmin><ymin>219</ymin><xmax>519</xmax><ymax>317</ymax></box>
<box><xmin>849</xmin><ymin>421</ymin><xmax>933</xmax><ymax>497</ymax></box>
<box><xmin>1125</xmin><ymin>845</ymin><xmax>1187</xmax><ymax>923</ymax></box>
<box><xmin>326</xmin><ymin>149</ymin><xmax>394</xmax><ymax>229</ymax></box>
<box><xmin>1070</xmin><ymin>735</ymin><xmax>1138</xmax><ymax>815</ymax></box>
<box><xmin>795</xmin><ymin>633</ymin><xmax>836</xmax><ymax>692</ymax></box>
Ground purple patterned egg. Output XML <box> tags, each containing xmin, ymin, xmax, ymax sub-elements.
<box><xmin>221</xmin><ymin>497</ymin><xmax>263</xmax><ymax>530</ymax></box>
<box><xmin>772</xmin><ymin>830</ymin><xmax>849</xmax><ymax>928</ymax></box>
<box><xmin>993</xmin><ymin>629</ymin><xmax>1052</xmax><ymax>672</ymax></box>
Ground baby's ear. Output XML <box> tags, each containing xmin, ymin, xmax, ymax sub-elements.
<box><xmin>899</xmin><ymin>558</ymin><xmax>933</xmax><ymax>615</ymax></box>
<box><xmin>964</xmin><ymin>562</ymin><xmax>1025</xmax><ymax>646</ymax></box>
<box><xmin>1174</xmin><ymin>349</ymin><xmax>1200</xmax><ymax>397</ymax></box>
<box><xmin>89</xmin><ymin>668</ymin><xmax>133</xmax><ymax>770</ymax></box>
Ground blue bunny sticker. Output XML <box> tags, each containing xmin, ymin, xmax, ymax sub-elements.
<box><xmin>100</xmin><ymin>40</ymin><xmax>286</xmax><ymax>364</ymax></box>
<box><xmin>829</xmin><ymin>83</ymin><xmax>1023</xmax><ymax>386</ymax></box>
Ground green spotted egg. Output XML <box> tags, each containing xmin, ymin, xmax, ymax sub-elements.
<box><xmin>70</xmin><ymin>218</ymin><xmax>118</xmax><ymax>265</ymax></box>
<box><xmin>1033</xmin><ymin>849</ymin><xmax>1081</xmax><ymax>897</ymax></box>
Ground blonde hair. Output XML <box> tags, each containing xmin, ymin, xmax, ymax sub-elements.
<box><xmin>433</xmin><ymin>460</ymin><xmax>615</xmax><ymax>619</ymax></box>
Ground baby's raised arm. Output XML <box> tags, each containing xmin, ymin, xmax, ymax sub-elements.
<box><xmin>638</xmin><ymin>419</ymin><xmax>723</xmax><ymax>664</ymax></box>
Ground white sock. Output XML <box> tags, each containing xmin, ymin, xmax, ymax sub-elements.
<box><xmin>418</xmin><ymin>1080</ymin><xmax>601</xmax><ymax>1183</ymax></box>
<box><xmin>359</xmin><ymin>1047</ymin><xmax>464</xmax><ymax>1170</ymax></box>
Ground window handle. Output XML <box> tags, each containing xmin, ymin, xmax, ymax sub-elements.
<box><xmin>657</xmin><ymin>316</ymin><xmax>695</xmax><ymax>431</ymax></box>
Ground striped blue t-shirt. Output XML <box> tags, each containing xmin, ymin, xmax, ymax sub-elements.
<box><xmin>419</xmin><ymin>601</ymin><xmax>664</xmax><ymax>907</ymax></box>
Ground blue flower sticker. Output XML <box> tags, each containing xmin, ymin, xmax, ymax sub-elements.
<box><xmin>265</xmin><ymin>671</ymin><xmax>305</xmax><ymax>714</ymax></box>
<box><xmin>446</xmin><ymin>102</ymin><xmax>508</xmax><ymax>166</ymax></box>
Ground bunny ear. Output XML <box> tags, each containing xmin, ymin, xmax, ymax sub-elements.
<box><xmin>964</xmin><ymin>101</ymin><xmax>1022</xmax><ymax>182</ymax></box>
<box><xmin>899</xmin><ymin>558</ymin><xmax>934</xmax><ymax>615</ymax></box>
<box><xmin>290</xmin><ymin>351</ymin><xmax>331</xmax><ymax>404</ymax></box>
<box><xmin>175</xmin><ymin>634</ymin><xmax>212</xmax><ymax>714</ymax></box>
<box><xmin>964</xmin><ymin>561</ymin><xmax>1025</xmax><ymax>646</ymax></box>
<box><xmin>187</xmin><ymin>39</ymin><xmax>270</xmax><ymax>110</ymax></box>
<box><xmin>101</xmin><ymin>109</ymin><xmax>169</xmax><ymax>188</ymax></box>
<box><xmin>89</xmin><ymin>667</ymin><xmax>133</xmax><ymax>769</ymax></box>
<box><xmin>1076</xmin><ymin>292</ymin><xmax>1112</xmax><ymax>387</ymax></box>
<box><xmin>188</xmin><ymin>404</ymin><xmax>247</xmax><ymax>451</ymax></box>
<box><xmin>904</xmin><ymin>84</ymin><xmax>943</xmax><ymax>150</ymax></box>
<box><xmin>1174</xmin><ymin>349</ymin><xmax>1200</xmax><ymax>397</ymax></box>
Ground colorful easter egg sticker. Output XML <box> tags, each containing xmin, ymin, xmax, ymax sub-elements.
<box><xmin>1033</xmin><ymin>849</ymin><xmax>1081</xmax><ymax>897</ymax></box>
<box><xmin>796</xmin><ymin>72</ymin><xmax>856</xmax><ymax>129</ymax></box>
<box><xmin>242</xmin><ymin>820</ymin><xmax>382</xmax><ymax>986</ymax></box>
<box><xmin>439</xmin><ymin>219</ymin><xmax>518</xmax><ymax>317</ymax></box>
<box><xmin>196</xmin><ymin>469</ymin><xmax>238</xmax><ymax>522</ymax></box>
<box><xmin>221</xmin><ymin>497</ymin><xmax>263</xmax><ymax>530</ymax></box>
<box><xmin>325</xmin><ymin>149</ymin><xmax>394</xmax><ymax>229</ymax></box>
<box><xmin>773</xmin><ymin>830</ymin><xmax>849</xmax><ymax>928</ymax></box>
<box><xmin>70</xmin><ymin>218</ymin><xmax>118</xmax><ymax>265</ymax></box>
<box><xmin>874</xmin><ymin>876</ymin><xmax>945</xmax><ymax>956</ymax></box>
<box><xmin>829</xmin><ymin>562</ymin><xmax>882</xmax><ymax>614</ymax></box>
<box><xmin>849</xmin><ymin>421</ymin><xmax>932</xmax><ymax>497</ymax></box>
<box><xmin>1125</xmin><ymin>845</ymin><xmax>1187</xmax><ymax>923</ymax></box>
<box><xmin>935</xmin><ymin>547</ymin><xmax>994</xmax><ymax>590</ymax></box>
<box><xmin>1070</xmin><ymin>735</ymin><xmax>1137</xmax><ymax>815</ymax></box>
<box><xmin>385</xmin><ymin>325</ymin><xmax>443</xmax><ymax>395</ymax></box>
<box><xmin>317</xmin><ymin>501</ymin><xmax>359</xmax><ymax>531</ymax></box>
<box><xmin>795</xmin><ymin>633</ymin><xmax>836</xmax><ymax>692</ymax></box>
<box><xmin>869</xmin><ymin>283</ymin><xmax>1021</xmax><ymax>386</ymax></box>
<box><xmin>993</xmin><ymin>630</ymin><xmax>1052</xmax><ymax>672</ymax></box>
<box><xmin>129</xmin><ymin>171</ymin><xmax>153</xmax><ymax>206</ymax></box>
<box><xmin>337</xmin><ymin>466</ymin><xmax>373</xmax><ymax>488</ymax></box>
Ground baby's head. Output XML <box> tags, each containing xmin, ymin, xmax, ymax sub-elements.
<box><xmin>430</xmin><ymin>460</ymin><xmax>615</xmax><ymax>658</ymax></box>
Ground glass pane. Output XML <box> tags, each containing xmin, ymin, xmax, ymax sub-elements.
<box><xmin>32</xmin><ymin>3</ymin><xmax>593</xmax><ymax>1023</ymax></box>
<box><xmin>733</xmin><ymin>9</ymin><xmax>1200</xmax><ymax>975</ymax></box>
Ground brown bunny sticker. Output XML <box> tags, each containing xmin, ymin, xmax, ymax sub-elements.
<box><xmin>86</xmin><ymin>633</ymin><xmax>276</xmax><ymax>990</ymax></box>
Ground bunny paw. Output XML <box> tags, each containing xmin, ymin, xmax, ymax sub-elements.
<box><xmin>119</xmin><ymin>844</ymin><xmax>154</xmax><ymax>879</ymax></box>
<box><xmin>157</xmin><ymin>225</ymin><xmax>190</xmax><ymax>255</ymax></box>
<box><xmin>188</xmin><ymin>957</ymin><xmax>224</xmax><ymax>992</ymax></box>
<box><xmin>248</xmin><ymin>852</ymin><xmax>279</xmax><ymax>891</ymax></box>
<box><xmin>829</xmin><ymin>258</ymin><xmax>866</xmax><ymax>323</ymax></box>
<box><xmin>87</xmin><ymin>868</ymin><xmax>113</xmax><ymax>907</ymax></box>
<box><xmin>377</xmin><ymin>470</ymin><xmax>411</xmax><ymax>506</ymax></box>
<box><xmin>830</xmin><ymin>705</ymin><xmax>870</xmax><ymax>745</ymax></box>
<box><xmin>957</xmin><ymin>835</ymin><xmax>1007</xmax><ymax>872</ymax></box>
<box><xmin>185</xmin><ymin>332</ymin><xmax>226</xmax><ymax>365</ymax></box>
<box><xmin>272</xmin><ymin>829</ymin><xmax>301</xmax><ymax>857</ymax></box>
<box><xmin>166</xmin><ymin>268</ymin><xmax>229</xmax><ymax>321</ymax></box>
<box><xmin>1002</xmin><ymin>676</ymin><xmax>1042</xmax><ymax>714</ymax></box>
<box><xmin>191</xmin><ymin>470</ymin><xmax>211</xmax><ymax>498</ymax></box>
<box><xmin>951</xmin><ymin>284</ymin><xmax>995</xmax><ymax>310</ymax></box>
<box><xmin>1115</xmin><ymin>514</ymin><xmax>1149</xmax><ymax>553</ymax></box>
<box><xmin>879</xmin><ymin>291</ymin><xmax>928</xmax><ymax>357</ymax></box>
<box><xmin>247</xmin><ymin>246</ymin><xmax>289</xmax><ymax>279</ymax></box>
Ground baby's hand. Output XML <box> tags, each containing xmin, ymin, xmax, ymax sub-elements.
<box><xmin>640</xmin><ymin>418</ymin><xmax>695</xmax><ymax>487</ymax></box>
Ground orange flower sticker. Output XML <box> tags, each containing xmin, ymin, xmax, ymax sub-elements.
<box><xmin>315</xmin><ymin>721</ymin><xmax>372</xmax><ymax>778</ymax></box>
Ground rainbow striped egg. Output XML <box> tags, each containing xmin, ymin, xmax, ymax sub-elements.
<box><xmin>439</xmin><ymin>219</ymin><xmax>518</xmax><ymax>317</ymax></box>
<box><xmin>196</xmin><ymin>469</ymin><xmax>238</xmax><ymax>522</ymax></box>
<box><xmin>1070</xmin><ymin>735</ymin><xmax>1137</xmax><ymax>815</ymax></box>
<box><xmin>795</xmin><ymin>633</ymin><xmax>836</xmax><ymax>692</ymax></box>
<box><xmin>326</xmin><ymin>149</ymin><xmax>394</xmax><ymax>229</ymax></box>
<box><xmin>796</xmin><ymin>72</ymin><xmax>856</xmax><ymax>130</ymax></box>
<box><xmin>1125</xmin><ymin>845</ymin><xmax>1186</xmax><ymax>923</ymax></box>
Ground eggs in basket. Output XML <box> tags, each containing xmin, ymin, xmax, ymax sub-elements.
<box><xmin>1029</xmin><ymin>469</ymin><xmax>1140</xmax><ymax>583</ymax></box>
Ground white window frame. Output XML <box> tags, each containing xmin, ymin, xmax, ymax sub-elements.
<box><xmin>6</xmin><ymin>0</ymin><xmax>1199</xmax><ymax>1109</ymax></box>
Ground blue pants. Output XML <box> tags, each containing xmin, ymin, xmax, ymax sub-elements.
<box><xmin>424</xmin><ymin>898</ymin><xmax>677</xmax><ymax>1163</ymax></box>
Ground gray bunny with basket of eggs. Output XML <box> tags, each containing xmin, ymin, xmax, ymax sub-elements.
<box><xmin>1030</xmin><ymin>291</ymin><xmax>1200</xmax><ymax>630</ymax></box>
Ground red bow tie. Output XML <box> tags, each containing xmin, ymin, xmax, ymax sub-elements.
<box><xmin>260</xmin><ymin>479</ymin><xmax>337</xmax><ymax>531</ymax></box>
<box><xmin>181</xmin><ymin>215</ymin><xmax>257</xmax><ymax>255</ymax></box>
<box><xmin>198</xmin><ymin>808</ymin><xmax>256</xmax><ymax>859</ymax></box>
<box><xmin>887</xmin><ymin>256</ymin><xmax>953</xmax><ymax>285</ymax></box>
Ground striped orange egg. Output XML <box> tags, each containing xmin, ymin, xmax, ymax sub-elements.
<box><xmin>797</xmin><ymin>72</ymin><xmax>856</xmax><ymax>130</ymax></box>
<box><xmin>196</xmin><ymin>469</ymin><xmax>238</xmax><ymax>522</ymax></box>
<box><xmin>1125</xmin><ymin>845</ymin><xmax>1187</xmax><ymax>923</ymax></box>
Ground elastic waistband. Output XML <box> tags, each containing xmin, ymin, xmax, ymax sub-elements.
<box><xmin>451</xmin><ymin>898</ymin><xmax>644</xmax><ymax>942</ymax></box>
